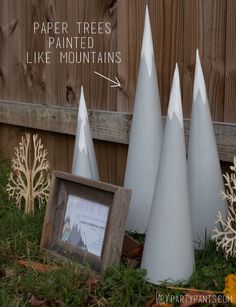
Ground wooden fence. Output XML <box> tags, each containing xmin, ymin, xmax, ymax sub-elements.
<box><xmin>0</xmin><ymin>0</ymin><xmax>236</xmax><ymax>185</ymax></box>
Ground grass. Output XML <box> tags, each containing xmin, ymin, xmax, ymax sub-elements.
<box><xmin>190</xmin><ymin>240</ymin><xmax>236</xmax><ymax>291</ymax></box>
<box><xmin>0</xmin><ymin>155</ymin><xmax>235</xmax><ymax>306</ymax></box>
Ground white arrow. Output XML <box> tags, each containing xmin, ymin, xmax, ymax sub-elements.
<box><xmin>94</xmin><ymin>71</ymin><xmax>121</xmax><ymax>88</ymax></box>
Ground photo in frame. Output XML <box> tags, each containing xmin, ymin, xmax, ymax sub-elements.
<box><xmin>61</xmin><ymin>194</ymin><xmax>109</xmax><ymax>257</ymax></box>
<box><xmin>40</xmin><ymin>171</ymin><xmax>132</xmax><ymax>272</ymax></box>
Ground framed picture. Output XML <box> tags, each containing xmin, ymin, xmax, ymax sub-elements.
<box><xmin>40</xmin><ymin>171</ymin><xmax>132</xmax><ymax>272</ymax></box>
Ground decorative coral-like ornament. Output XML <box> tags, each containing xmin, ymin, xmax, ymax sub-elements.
<box><xmin>7</xmin><ymin>133</ymin><xmax>50</xmax><ymax>214</ymax></box>
<box><xmin>212</xmin><ymin>157</ymin><xmax>236</xmax><ymax>258</ymax></box>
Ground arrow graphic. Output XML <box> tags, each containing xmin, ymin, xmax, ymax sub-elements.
<box><xmin>94</xmin><ymin>71</ymin><xmax>121</xmax><ymax>88</ymax></box>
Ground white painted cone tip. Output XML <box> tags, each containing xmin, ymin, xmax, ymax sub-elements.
<box><xmin>193</xmin><ymin>50</ymin><xmax>207</xmax><ymax>104</ymax></box>
<box><xmin>72</xmin><ymin>86</ymin><xmax>100</xmax><ymax>180</ymax></box>
<box><xmin>80</xmin><ymin>85</ymin><xmax>84</xmax><ymax>96</ymax></box>
<box><xmin>78</xmin><ymin>86</ymin><xmax>88</xmax><ymax>125</ymax></box>
<box><xmin>168</xmin><ymin>64</ymin><xmax>183</xmax><ymax>128</ymax></box>
<box><xmin>196</xmin><ymin>48</ymin><xmax>200</xmax><ymax>58</ymax></box>
<box><xmin>141</xmin><ymin>5</ymin><xmax>154</xmax><ymax>77</ymax></box>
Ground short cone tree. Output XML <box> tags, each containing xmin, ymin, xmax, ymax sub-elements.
<box><xmin>7</xmin><ymin>133</ymin><xmax>50</xmax><ymax>214</ymax></box>
<box><xmin>212</xmin><ymin>157</ymin><xmax>236</xmax><ymax>258</ymax></box>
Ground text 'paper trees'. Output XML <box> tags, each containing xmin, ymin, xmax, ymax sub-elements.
<box><xmin>213</xmin><ymin>157</ymin><xmax>236</xmax><ymax>258</ymax></box>
<box><xmin>7</xmin><ymin>133</ymin><xmax>50</xmax><ymax>214</ymax></box>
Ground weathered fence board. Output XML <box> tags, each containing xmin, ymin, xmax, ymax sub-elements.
<box><xmin>0</xmin><ymin>100</ymin><xmax>131</xmax><ymax>143</ymax></box>
<box><xmin>0</xmin><ymin>100</ymin><xmax>235</xmax><ymax>163</ymax></box>
<box><xmin>26</xmin><ymin>0</ymin><xmax>46</xmax><ymax>104</ymax></box>
<box><xmin>0</xmin><ymin>0</ymin><xmax>9</xmax><ymax>100</ymax></box>
<box><xmin>0</xmin><ymin>0</ymin><xmax>236</xmax><ymax>184</ymax></box>
<box><xmin>205</xmin><ymin>0</ymin><xmax>226</xmax><ymax>122</ymax></box>
<box><xmin>224</xmin><ymin>0</ymin><xmax>236</xmax><ymax>122</ymax></box>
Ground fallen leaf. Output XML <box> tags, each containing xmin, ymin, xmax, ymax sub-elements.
<box><xmin>17</xmin><ymin>260</ymin><xmax>59</xmax><ymax>273</ymax></box>
<box><xmin>224</xmin><ymin>274</ymin><xmax>236</xmax><ymax>304</ymax></box>
<box><xmin>29</xmin><ymin>295</ymin><xmax>47</xmax><ymax>307</ymax></box>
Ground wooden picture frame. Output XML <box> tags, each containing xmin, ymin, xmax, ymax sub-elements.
<box><xmin>40</xmin><ymin>171</ymin><xmax>132</xmax><ymax>272</ymax></box>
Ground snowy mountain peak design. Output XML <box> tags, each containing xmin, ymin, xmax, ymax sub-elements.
<box><xmin>61</xmin><ymin>215</ymin><xmax>87</xmax><ymax>251</ymax></box>
<box><xmin>68</xmin><ymin>223</ymin><xmax>87</xmax><ymax>250</ymax></box>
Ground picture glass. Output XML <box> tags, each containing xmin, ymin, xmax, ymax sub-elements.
<box><xmin>61</xmin><ymin>194</ymin><xmax>109</xmax><ymax>257</ymax></box>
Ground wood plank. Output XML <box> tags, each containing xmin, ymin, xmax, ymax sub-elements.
<box><xmin>94</xmin><ymin>140</ymin><xmax>118</xmax><ymax>184</ymax></box>
<box><xmin>0</xmin><ymin>100</ymin><xmax>131</xmax><ymax>143</ymax></box>
<box><xmin>117</xmin><ymin>0</ymin><xmax>145</xmax><ymax>112</ymax></box>
<box><xmin>0</xmin><ymin>0</ymin><xmax>9</xmax><ymax>100</ymax></box>
<box><xmin>116</xmin><ymin>144</ymin><xmax>128</xmax><ymax>186</ymax></box>
<box><xmin>0</xmin><ymin>124</ymin><xmax>25</xmax><ymax>159</ymax></box>
<box><xmin>26</xmin><ymin>0</ymin><xmax>46</xmax><ymax>104</ymax></box>
<box><xmin>64</xmin><ymin>0</ymin><xmax>79</xmax><ymax>107</ymax></box>
<box><xmin>204</xmin><ymin>0</ymin><xmax>226</xmax><ymax>122</ymax></box>
<box><xmin>44</xmin><ymin>0</ymin><xmax>67</xmax><ymax>106</ymax></box>
<box><xmin>8</xmin><ymin>0</ymin><xmax>27</xmax><ymax>101</ymax></box>
<box><xmin>82</xmin><ymin>0</ymin><xmax>118</xmax><ymax>111</ymax></box>
<box><xmin>0</xmin><ymin>100</ymin><xmax>235</xmax><ymax>163</ymax></box>
<box><xmin>224</xmin><ymin>0</ymin><xmax>236</xmax><ymax>122</ymax></box>
<box><xmin>158</xmin><ymin>0</ymin><xmax>184</xmax><ymax>115</ymax></box>
<box><xmin>1</xmin><ymin>0</ymin><xmax>26</xmax><ymax>162</ymax></box>
<box><xmin>182</xmin><ymin>0</ymin><xmax>203</xmax><ymax>118</ymax></box>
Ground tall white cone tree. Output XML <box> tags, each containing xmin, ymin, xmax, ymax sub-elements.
<box><xmin>141</xmin><ymin>65</ymin><xmax>195</xmax><ymax>285</ymax></box>
<box><xmin>188</xmin><ymin>50</ymin><xmax>226</xmax><ymax>246</ymax></box>
<box><xmin>72</xmin><ymin>86</ymin><xmax>100</xmax><ymax>180</ymax></box>
<box><xmin>124</xmin><ymin>6</ymin><xmax>163</xmax><ymax>233</ymax></box>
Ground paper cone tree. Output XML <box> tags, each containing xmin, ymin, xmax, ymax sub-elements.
<box><xmin>72</xmin><ymin>86</ymin><xmax>100</xmax><ymax>180</ymax></box>
<box><xmin>188</xmin><ymin>50</ymin><xmax>226</xmax><ymax>246</ymax></box>
<box><xmin>124</xmin><ymin>6</ymin><xmax>163</xmax><ymax>233</ymax></box>
<box><xmin>141</xmin><ymin>65</ymin><xmax>195</xmax><ymax>285</ymax></box>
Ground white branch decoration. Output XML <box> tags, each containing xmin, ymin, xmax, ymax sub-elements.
<box><xmin>7</xmin><ymin>133</ymin><xmax>50</xmax><ymax>214</ymax></box>
<box><xmin>212</xmin><ymin>156</ymin><xmax>236</xmax><ymax>258</ymax></box>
